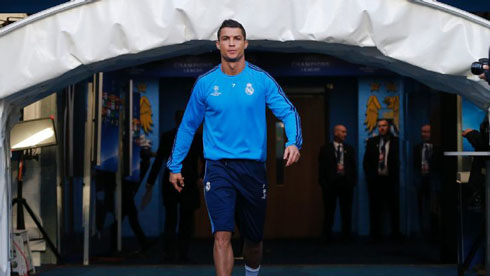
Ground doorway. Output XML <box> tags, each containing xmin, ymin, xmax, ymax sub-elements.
<box><xmin>264</xmin><ymin>92</ymin><xmax>325</xmax><ymax>238</ymax></box>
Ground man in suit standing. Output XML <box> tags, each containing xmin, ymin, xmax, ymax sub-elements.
<box><xmin>318</xmin><ymin>125</ymin><xmax>356</xmax><ymax>241</ymax></box>
<box><xmin>141</xmin><ymin>110</ymin><xmax>203</xmax><ymax>263</ymax></box>
<box><xmin>363</xmin><ymin>119</ymin><xmax>400</xmax><ymax>240</ymax></box>
<box><xmin>413</xmin><ymin>124</ymin><xmax>442</xmax><ymax>238</ymax></box>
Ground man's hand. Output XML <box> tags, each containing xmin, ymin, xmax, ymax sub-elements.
<box><xmin>283</xmin><ymin>145</ymin><xmax>301</xmax><ymax>167</ymax></box>
<box><xmin>462</xmin><ymin>129</ymin><xmax>474</xmax><ymax>137</ymax></box>
<box><xmin>479</xmin><ymin>65</ymin><xmax>489</xmax><ymax>80</ymax></box>
<box><xmin>169</xmin><ymin>172</ymin><xmax>185</xmax><ymax>193</ymax></box>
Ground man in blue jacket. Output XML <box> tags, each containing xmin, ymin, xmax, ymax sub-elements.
<box><xmin>166</xmin><ymin>19</ymin><xmax>302</xmax><ymax>276</ymax></box>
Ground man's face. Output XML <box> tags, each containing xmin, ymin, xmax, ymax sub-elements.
<box><xmin>216</xmin><ymin>27</ymin><xmax>248</xmax><ymax>62</ymax></box>
<box><xmin>421</xmin><ymin>125</ymin><xmax>431</xmax><ymax>142</ymax></box>
<box><xmin>377</xmin><ymin>120</ymin><xmax>390</xmax><ymax>136</ymax></box>
<box><xmin>334</xmin><ymin>126</ymin><xmax>347</xmax><ymax>142</ymax></box>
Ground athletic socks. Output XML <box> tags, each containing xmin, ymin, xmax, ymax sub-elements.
<box><xmin>245</xmin><ymin>265</ymin><xmax>260</xmax><ymax>276</ymax></box>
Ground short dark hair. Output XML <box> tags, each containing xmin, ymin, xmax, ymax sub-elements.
<box><xmin>217</xmin><ymin>19</ymin><xmax>246</xmax><ymax>40</ymax></box>
<box><xmin>377</xmin><ymin>118</ymin><xmax>391</xmax><ymax>125</ymax></box>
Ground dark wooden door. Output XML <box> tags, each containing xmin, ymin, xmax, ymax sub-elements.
<box><xmin>263</xmin><ymin>94</ymin><xmax>325</xmax><ymax>238</ymax></box>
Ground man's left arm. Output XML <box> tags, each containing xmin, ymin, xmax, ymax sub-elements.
<box><xmin>348</xmin><ymin>145</ymin><xmax>357</xmax><ymax>184</ymax></box>
<box><xmin>265</xmin><ymin>78</ymin><xmax>302</xmax><ymax>166</ymax></box>
<box><xmin>464</xmin><ymin>129</ymin><xmax>487</xmax><ymax>151</ymax></box>
<box><xmin>392</xmin><ymin>137</ymin><xmax>401</xmax><ymax>175</ymax></box>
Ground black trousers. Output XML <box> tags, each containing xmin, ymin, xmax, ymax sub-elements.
<box><xmin>418</xmin><ymin>176</ymin><xmax>432</xmax><ymax>235</ymax></box>
<box><xmin>120</xmin><ymin>180</ymin><xmax>148</xmax><ymax>249</ymax></box>
<box><xmin>95</xmin><ymin>172</ymin><xmax>147</xmax><ymax>251</ymax></box>
<box><xmin>367</xmin><ymin>175</ymin><xmax>400</xmax><ymax>239</ymax></box>
<box><xmin>162</xmin><ymin>180</ymin><xmax>198</xmax><ymax>261</ymax></box>
<box><xmin>322</xmin><ymin>176</ymin><xmax>354</xmax><ymax>238</ymax></box>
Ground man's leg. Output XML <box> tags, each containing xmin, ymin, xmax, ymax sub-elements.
<box><xmin>368</xmin><ymin>179</ymin><xmax>381</xmax><ymax>240</ymax></box>
<box><xmin>232</xmin><ymin>160</ymin><xmax>268</xmax><ymax>276</ymax></box>
<box><xmin>122</xmin><ymin>181</ymin><xmax>148</xmax><ymax>251</ymax></box>
<box><xmin>125</xmin><ymin>194</ymin><xmax>148</xmax><ymax>250</ymax></box>
<box><xmin>323</xmin><ymin>184</ymin><xmax>338</xmax><ymax>241</ymax></box>
<box><xmin>417</xmin><ymin>184</ymin><xmax>424</xmax><ymax>234</ymax></box>
<box><xmin>389</xmin><ymin>179</ymin><xmax>401</xmax><ymax>239</ymax></box>
<box><xmin>163</xmin><ymin>201</ymin><xmax>178</xmax><ymax>262</ymax></box>
<box><xmin>214</xmin><ymin>231</ymin><xmax>234</xmax><ymax>276</ymax></box>
<box><xmin>178</xmin><ymin>205</ymin><xmax>196</xmax><ymax>262</ymax></box>
<box><xmin>243</xmin><ymin>239</ymin><xmax>262</xmax><ymax>269</ymax></box>
<box><xmin>418</xmin><ymin>177</ymin><xmax>430</xmax><ymax>235</ymax></box>
<box><xmin>339</xmin><ymin>183</ymin><xmax>354</xmax><ymax>240</ymax></box>
<box><xmin>203</xmin><ymin>160</ymin><xmax>237</xmax><ymax>275</ymax></box>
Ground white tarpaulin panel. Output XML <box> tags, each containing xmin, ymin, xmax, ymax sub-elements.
<box><xmin>1</xmin><ymin>0</ymin><xmax>490</xmax><ymax>106</ymax></box>
<box><xmin>1</xmin><ymin>0</ymin><xmax>490</xmax><ymax>273</ymax></box>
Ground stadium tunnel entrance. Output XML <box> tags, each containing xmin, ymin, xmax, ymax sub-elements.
<box><xmin>4</xmin><ymin>44</ymin><xmax>462</xmax><ymax>267</ymax></box>
<box><xmin>2</xmin><ymin>0</ymin><xmax>489</xmax><ymax>271</ymax></box>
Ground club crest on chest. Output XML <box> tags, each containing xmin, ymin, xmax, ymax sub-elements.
<box><xmin>245</xmin><ymin>83</ymin><xmax>254</xmax><ymax>95</ymax></box>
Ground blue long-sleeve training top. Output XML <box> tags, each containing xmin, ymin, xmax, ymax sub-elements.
<box><xmin>167</xmin><ymin>62</ymin><xmax>303</xmax><ymax>173</ymax></box>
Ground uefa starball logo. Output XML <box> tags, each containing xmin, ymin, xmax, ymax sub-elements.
<box><xmin>211</xmin><ymin>86</ymin><xmax>221</xmax><ymax>96</ymax></box>
<box><xmin>245</xmin><ymin>83</ymin><xmax>254</xmax><ymax>95</ymax></box>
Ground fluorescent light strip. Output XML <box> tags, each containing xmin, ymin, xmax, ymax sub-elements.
<box><xmin>12</xmin><ymin>128</ymin><xmax>54</xmax><ymax>149</ymax></box>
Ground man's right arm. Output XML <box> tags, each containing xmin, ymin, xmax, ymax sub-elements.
<box><xmin>166</xmin><ymin>80</ymin><xmax>206</xmax><ymax>173</ymax></box>
<box><xmin>348</xmin><ymin>144</ymin><xmax>357</xmax><ymax>184</ymax></box>
<box><xmin>141</xmin><ymin>133</ymin><xmax>167</xmax><ymax>209</ymax></box>
<box><xmin>363</xmin><ymin>139</ymin><xmax>372</xmax><ymax>175</ymax></box>
<box><xmin>145</xmin><ymin>133</ymin><xmax>168</xmax><ymax>187</ymax></box>
<box><xmin>318</xmin><ymin>146</ymin><xmax>327</xmax><ymax>186</ymax></box>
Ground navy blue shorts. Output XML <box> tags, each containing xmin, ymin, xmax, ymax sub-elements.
<box><xmin>203</xmin><ymin>159</ymin><xmax>268</xmax><ymax>242</ymax></box>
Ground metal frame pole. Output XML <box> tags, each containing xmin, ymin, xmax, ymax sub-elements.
<box><xmin>485</xmin><ymin>160</ymin><xmax>490</xmax><ymax>276</ymax></box>
<box><xmin>83</xmin><ymin>82</ymin><xmax>94</xmax><ymax>265</ymax></box>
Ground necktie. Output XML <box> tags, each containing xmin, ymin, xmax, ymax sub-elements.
<box><xmin>336</xmin><ymin>144</ymin><xmax>342</xmax><ymax>164</ymax></box>
<box><xmin>422</xmin><ymin>144</ymin><xmax>431</xmax><ymax>174</ymax></box>
<box><xmin>378</xmin><ymin>139</ymin><xmax>386</xmax><ymax>170</ymax></box>
<box><xmin>423</xmin><ymin>144</ymin><xmax>429</xmax><ymax>163</ymax></box>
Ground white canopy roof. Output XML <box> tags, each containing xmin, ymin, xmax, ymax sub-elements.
<box><xmin>1</xmin><ymin>0</ymin><xmax>490</xmax><ymax>107</ymax></box>
<box><xmin>1</xmin><ymin>0</ymin><xmax>490</xmax><ymax>274</ymax></box>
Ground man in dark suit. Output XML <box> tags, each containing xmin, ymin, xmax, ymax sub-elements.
<box><xmin>141</xmin><ymin>110</ymin><xmax>203</xmax><ymax>263</ymax></box>
<box><xmin>463</xmin><ymin>121</ymin><xmax>488</xmax><ymax>196</ymax></box>
<box><xmin>462</xmin><ymin>120</ymin><xmax>488</xmax><ymax>276</ymax></box>
<box><xmin>318</xmin><ymin>124</ymin><xmax>356</xmax><ymax>241</ymax></box>
<box><xmin>363</xmin><ymin>119</ymin><xmax>400</xmax><ymax>240</ymax></box>
<box><xmin>413</xmin><ymin>124</ymin><xmax>442</xmax><ymax>238</ymax></box>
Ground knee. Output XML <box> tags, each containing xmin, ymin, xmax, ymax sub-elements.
<box><xmin>214</xmin><ymin>232</ymin><xmax>232</xmax><ymax>249</ymax></box>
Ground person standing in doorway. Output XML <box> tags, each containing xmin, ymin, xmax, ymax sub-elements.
<box><xmin>413</xmin><ymin>124</ymin><xmax>442</xmax><ymax>240</ymax></box>
<box><xmin>363</xmin><ymin>119</ymin><xmax>400</xmax><ymax>241</ymax></box>
<box><xmin>142</xmin><ymin>110</ymin><xmax>203</xmax><ymax>263</ymax></box>
<box><xmin>318</xmin><ymin>125</ymin><xmax>356</xmax><ymax>242</ymax></box>
<box><xmin>167</xmin><ymin>19</ymin><xmax>302</xmax><ymax>276</ymax></box>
